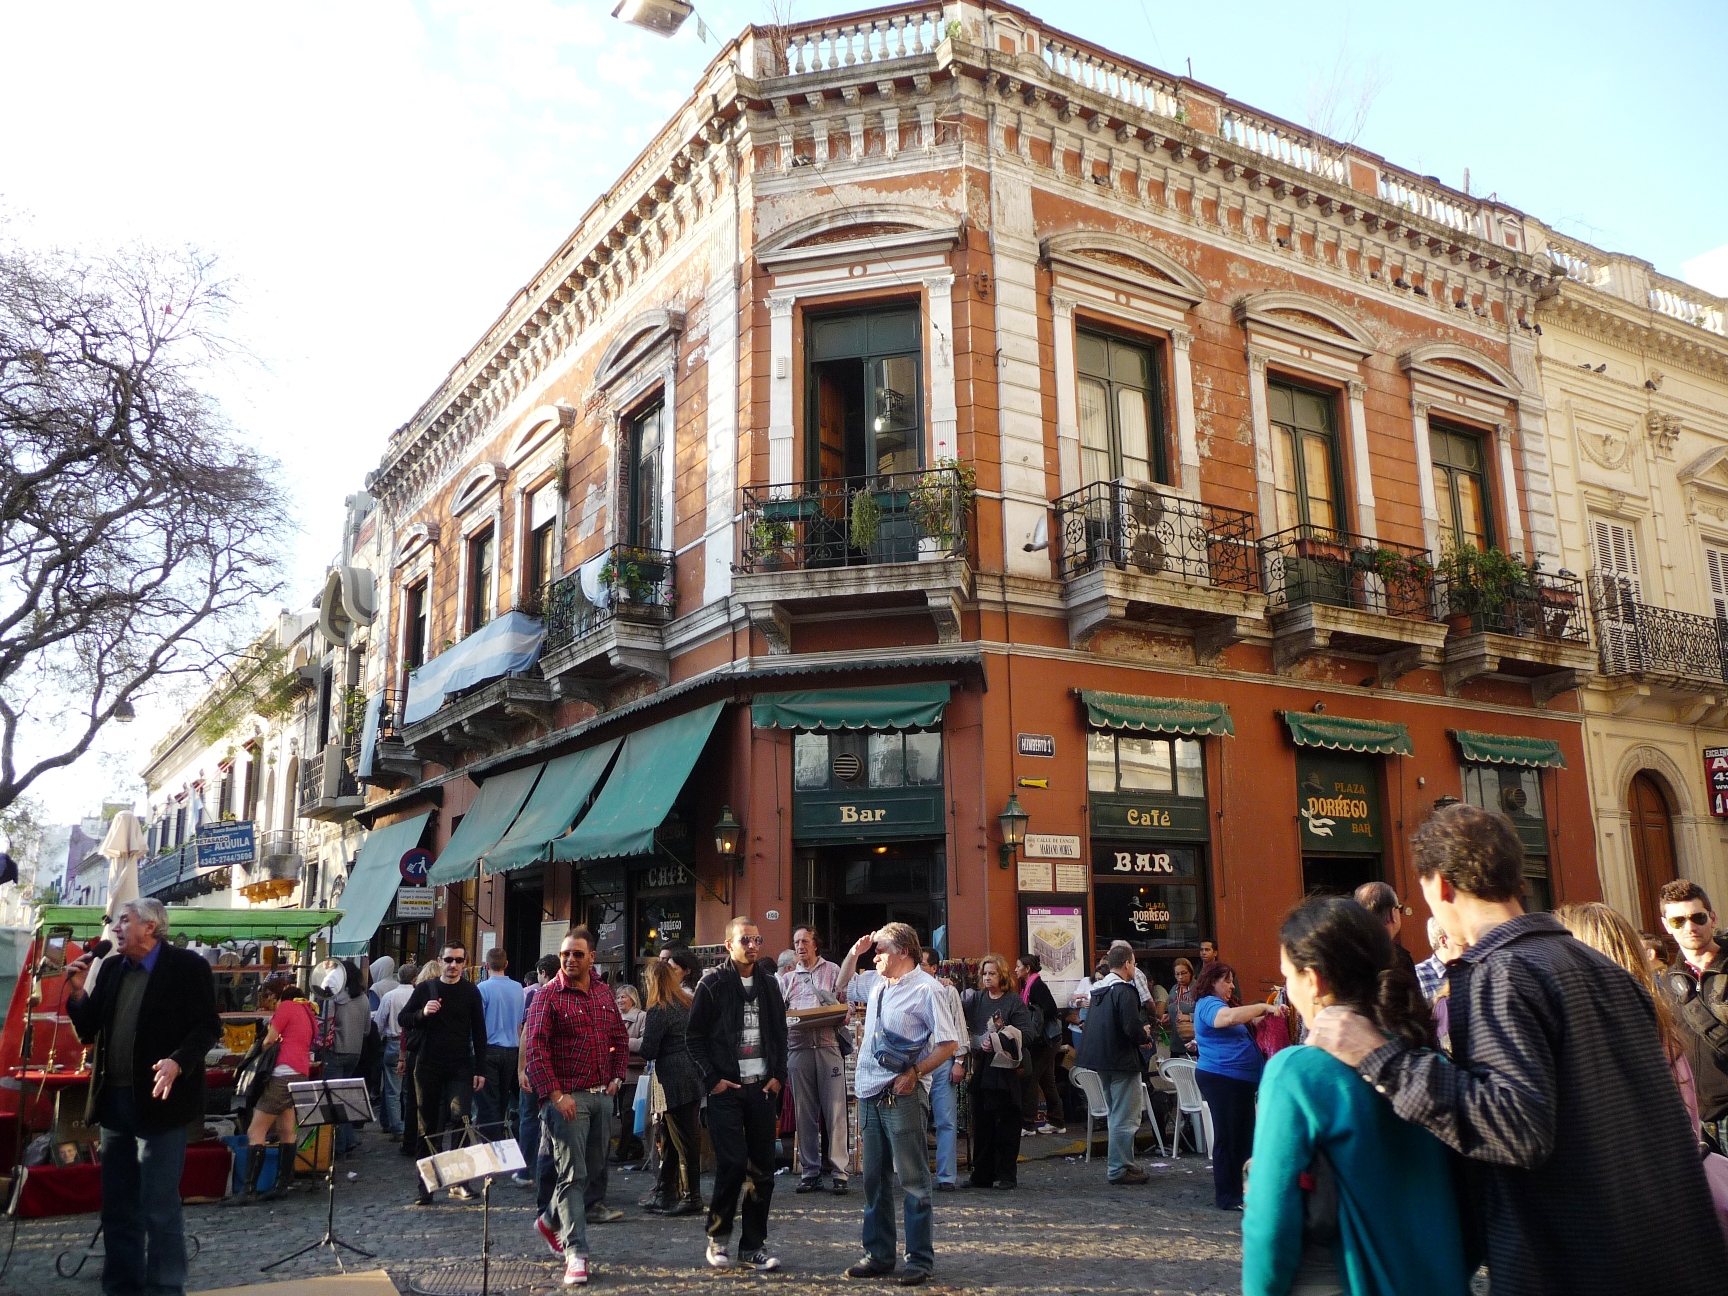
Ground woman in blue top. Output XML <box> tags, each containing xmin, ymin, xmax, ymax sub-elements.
<box><xmin>1242</xmin><ymin>897</ymin><xmax>1466</xmax><ymax>1296</ymax></box>
<box><xmin>1191</xmin><ymin>960</ymin><xmax>1273</xmax><ymax>1210</ymax></box>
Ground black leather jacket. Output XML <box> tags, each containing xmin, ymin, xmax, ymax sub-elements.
<box><xmin>685</xmin><ymin>958</ymin><xmax>788</xmax><ymax>1092</ymax></box>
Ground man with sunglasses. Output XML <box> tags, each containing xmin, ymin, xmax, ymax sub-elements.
<box><xmin>400</xmin><ymin>944</ymin><xmax>489</xmax><ymax>1206</ymax></box>
<box><xmin>1661</xmin><ymin>879</ymin><xmax>1728</xmax><ymax>1154</ymax></box>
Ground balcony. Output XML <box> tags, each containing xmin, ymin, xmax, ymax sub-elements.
<box><xmin>1590</xmin><ymin>573</ymin><xmax>1728</xmax><ymax>711</ymax></box>
<box><xmin>361</xmin><ymin>690</ymin><xmax>421</xmax><ymax>790</ymax></box>
<box><xmin>239</xmin><ymin>829</ymin><xmax>302</xmax><ymax>903</ymax></box>
<box><xmin>297</xmin><ymin>739</ymin><xmax>365</xmax><ymax>822</ymax></box>
<box><xmin>1053</xmin><ymin>483</ymin><xmax>1265</xmax><ymax>659</ymax></box>
<box><xmin>1260</xmin><ymin>525</ymin><xmax>1448</xmax><ymax>683</ymax></box>
<box><xmin>538</xmin><ymin>545</ymin><xmax>674</xmax><ymax>703</ymax></box>
<box><xmin>398</xmin><ymin>610</ymin><xmax>555</xmax><ymax>766</ymax></box>
<box><xmin>1438</xmin><ymin>556</ymin><xmax>1594</xmax><ymax>702</ymax></box>
<box><xmin>736</xmin><ymin>468</ymin><xmax>973</xmax><ymax>654</ymax></box>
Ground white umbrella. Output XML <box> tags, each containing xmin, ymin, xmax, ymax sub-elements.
<box><xmin>99</xmin><ymin>810</ymin><xmax>145</xmax><ymax>922</ymax></box>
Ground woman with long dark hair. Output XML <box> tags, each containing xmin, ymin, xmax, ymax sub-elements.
<box><xmin>964</xmin><ymin>954</ymin><xmax>1033</xmax><ymax>1189</ymax></box>
<box><xmin>1242</xmin><ymin>897</ymin><xmax>1465</xmax><ymax>1296</ymax></box>
<box><xmin>1015</xmin><ymin>954</ymin><xmax>1066</xmax><ymax>1136</ymax></box>
<box><xmin>639</xmin><ymin>957</ymin><xmax>703</xmax><ymax>1216</ymax></box>
<box><xmin>1190</xmin><ymin>959</ymin><xmax>1271</xmax><ymax>1210</ymax></box>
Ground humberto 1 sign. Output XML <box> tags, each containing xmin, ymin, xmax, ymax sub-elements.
<box><xmin>399</xmin><ymin>848</ymin><xmax>433</xmax><ymax>884</ymax></box>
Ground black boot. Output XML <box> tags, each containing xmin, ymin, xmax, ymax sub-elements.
<box><xmin>663</xmin><ymin>1184</ymin><xmax>703</xmax><ymax>1217</ymax></box>
<box><xmin>263</xmin><ymin>1141</ymin><xmax>297</xmax><ymax>1201</ymax></box>
<box><xmin>226</xmin><ymin>1145</ymin><xmax>266</xmax><ymax>1207</ymax></box>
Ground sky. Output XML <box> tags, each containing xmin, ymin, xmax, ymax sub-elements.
<box><xmin>2</xmin><ymin>0</ymin><xmax>1724</xmax><ymax>826</ymax></box>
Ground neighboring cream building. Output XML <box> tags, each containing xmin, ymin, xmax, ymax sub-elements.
<box><xmin>1532</xmin><ymin>221</ymin><xmax>1728</xmax><ymax>931</ymax></box>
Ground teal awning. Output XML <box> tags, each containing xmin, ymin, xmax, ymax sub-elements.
<box><xmin>1451</xmin><ymin>730</ymin><xmax>1567</xmax><ymax>769</ymax></box>
<box><xmin>484</xmin><ymin>739</ymin><xmax>622</xmax><ymax>875</ymax></box>
<box><xmin>751</xmin><ymin>683</ymin><xmax>950</xmax><ymax>731</ymax></box>
<box><xmin>330</xmin><ymin>812</ymin><xmax>433</xmax><ymax>956</ymax></box>
<box><xmin>426</xmin><ymin>764</ymin><xmax>544</xmax><ymax>886</ymax></box>
<box><xmin>1281</xmin><ymin>712</ymin><xmax>1413</xmax><ymax>756</ymax></box>
<box><xmin>553</xmin><ymin>703</ymin><xmax>725</xmax><ymax>863</ymax></box>
<box><xmin>1079</xmin><ymin>690</ymin><xmax>1234</xmax><ymax>736</ymax></box>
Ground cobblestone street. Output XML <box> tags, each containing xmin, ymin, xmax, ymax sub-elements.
<box><xmin>1</xmin><ymin>1138</ymin><xmax>1244</xmax><ymax>1295</ymax></box>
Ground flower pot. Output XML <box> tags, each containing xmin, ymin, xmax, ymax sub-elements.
<box><xmin>918</xmin><ymin>535</ymin><xmax>947</xmax><ymax>561</ymax></box>
<box><xmin>759</xmin><ymin>551</ymin><xmax>790</xmax><ymax>572</ymax></box>
<box><xmin>1445</xmin><ymin>612</ymin><xmax>1475</xmax><ymax>638</ymax></box>
<box><xmin>1294</xmin><ymin>537</ymin><xmax>1350</xmax><ymax>565</ymax></box>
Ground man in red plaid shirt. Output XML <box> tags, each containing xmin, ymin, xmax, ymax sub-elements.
<box><xmin>523</xmin><ymin>929</ymin><xmax>629</xmax><ymax>1287</ymax></box>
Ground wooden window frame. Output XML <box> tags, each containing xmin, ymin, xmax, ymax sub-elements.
<box><xmin>1267</xmin><ymin>376</ymin><xmax>1348</xmax><ymax>533</ymax></box>
<box><xmin>1075</xmin><ymin>325</ymin><xmax>1169</xmax><ymax>486</ymax></box>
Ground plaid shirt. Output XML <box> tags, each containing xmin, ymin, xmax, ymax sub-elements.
<box><xmin>523</xmin><ymin>971</ymin><xmax>629</xmax><ymax>1097</ymax></box>
<box><xmin>1413</xmin><ymin>953</ymin><xmax>1447</xmax><ymax>1003</ymax></box>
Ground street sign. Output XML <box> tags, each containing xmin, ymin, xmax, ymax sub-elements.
<box><xmin>1017</xmin><ymin>733</ymin><xmax>1055</xmax><ymax>757</ymax></box>
<box><xmin>396</xmin><ymin>886</ymin><xmax>434</xmax><ymax>919</ymax></box>
<box><xmin>1707</xmin><ymin>747</ymin><xmax>1728</xmax><ymax>818</ymax></box>
<box><xmin>399</xmin><ymin>848</ymin><xmax>433</xmax><ymax>883</ymax></box>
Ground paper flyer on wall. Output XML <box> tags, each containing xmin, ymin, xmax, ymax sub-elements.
<box><xmin>1025</xmin><ymin>905</ymin><xmax>1085</xmax><ymax>1007</ymax></box>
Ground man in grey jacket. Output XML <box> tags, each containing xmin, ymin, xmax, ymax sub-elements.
<box><xmin>1075</xmin><ymin>944</ymin><xmax>1147</xmax><ymax>1185</ymax></box>
<box><xmin>1310</xmin><ymin>802</ymin><xmax>1728</xmax><ymax>1293</ymax></box>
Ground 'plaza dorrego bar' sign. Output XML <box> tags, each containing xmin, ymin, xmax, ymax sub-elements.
<box><xmin>1295</xmin><ymin>753</ymin><xmax>1383</xmax><ymax>853</ymax></box>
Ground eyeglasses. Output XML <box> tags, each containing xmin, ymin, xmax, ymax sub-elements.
<box><xmin>1668</xmin><ymin>912</ymin><xmax>1712</xmax><ymax>930</ymax></box>
<box><xmin>736</xmin><ymin>936</ymin><xmax>764</xmax><ymax>947</ymax></box>
<box><xmin>442</xmin><ymin>956</ymin><xmax>466</xmax><ymax>964</ymax></box>
<box><xmin>560</xmin><ymin>950</ymin><xmax>589</xmax><ymax>960</ymax></box>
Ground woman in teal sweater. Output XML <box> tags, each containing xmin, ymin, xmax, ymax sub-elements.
<box><xmin>1242</xmin><ymin>897</ymin><xmax>1468</xmax><ymax>1296</ymax></box>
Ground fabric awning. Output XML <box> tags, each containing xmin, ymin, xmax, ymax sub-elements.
<box><xmin>1451</xmin><ymin>730</ymin><xmax>1566</xmax><ymax>769</ymax></box>
<box><xmin>553</xmin><ymin>703</ymin><xmax>725</xmax><ymax>863</ymax></box>
<box><xmin>1079</xmin><ymin>690</ymin><xmax>1234</xmax><ymax>736</ymax></box>
<box><xmin>484</xmin><ymin>739</ymin><xmax>622</xmax><ymax>875</ymax></box>
<box><xmin>403</xmin><ymin>610</ymin><xmax>545</xmax><ymax>726</ymax></box>
<box><xmin>1280</xmin><ymin>712</ymin><xmax>1413</xmax><ymax>756</ymax></box>
<box><xmin>34</xmin><ymin>904</ymin><xmax>340</xmax><ymax>948</ymax></box>
<box><xmin>330</xmin><ymin>812</ymin><xmax>433</xmax><ymax>956</ymax></box>
<box><xmin>426</xmin><ymin>765</ymin><xmax>545</xmax><ymax>886</ymax></box>
<box><xmin>751</xmin><ymin>683</ymin><xmax>950</xmax><ymax>731</ymax></box>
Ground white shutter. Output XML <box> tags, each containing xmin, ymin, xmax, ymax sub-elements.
<box><xmin>1707</xmin><ymin>546</ymin><xmax>1728</xmax><ymax>622</ymax></box>
<box><xmin>1593</xmin><ymin>518</ymin><xmax>1643</xmax><ymax>673</ymax></box>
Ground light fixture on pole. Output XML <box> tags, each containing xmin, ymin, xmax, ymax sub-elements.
<box><xmin>997</xmin><ymin>793</ymin><xmax>1029</xmax><ymax>870</ymax></box>
<box><xmin>611</xmin><ymin>0</ymin><xmax>693</xmax><ymax>37</ymax></box>
<box><xmin>713</xmin><ymin>805</ymin><xmax>743</xmax><ymax>874</ymax></box>
<box><xmin>113</xmin><ymin>698</ymin><xmax>136</xmax><ymax>724</ymax></box>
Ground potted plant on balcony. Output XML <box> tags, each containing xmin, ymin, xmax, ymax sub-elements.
<box><xmin>908</xmin><ymin>458</ymin><xmax>976</xmax><ymax>560</ymax></box>
<box><xmin>750</xmin><ymin>515</ymin><xmax>796</xmax><ymax>571</ymax></box>
<box><xmin>849</xmin><ymin>486</ymin><xmax>883</xmax><ymax>552</ymax></box>
<box><xmin>1294</xmin><ymin>530</ymin><xmax>1351</xmax><ymax>565</ymax></box>
<box><xmin>1438</xmin><ymin>542</ymin><xmax>1525</xmax><ymax>636</ymax></box>
<box><xmin>599</xmin><ymin>550</ymin><xmax>660</xmax><ymax>606</ymax></box>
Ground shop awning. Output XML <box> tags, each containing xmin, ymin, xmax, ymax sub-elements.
<box><xmin>1079</xmin><ymin>690</ymin><xmax>1234</xmax><ymax>736</ymax></box>
<box><xmin>751</xmin><ymin>683</ymin><xmax>950</xmax><ymax>731</ymax></box>
<box><xmin>1450</xmin><ymin>730</ymin><xmax>1566</xmax><ymax>769</ymax></box>
<box><xmin>553</xmin><ymin>703</ymin><xmax>725</xmax><ymax>863</ymax></box>
<box><xmin>330</xmin><ymin>812</ymin><xmax>433</xmax><ymax>956</ymax></box>
<box><xmin>426</xmin><ymin>765</ymin><xmax>544</xmax><ymax>886</ymax></box>
<box><xmin>34</xmin><ymin>905</ymin><xmax>340</xmax><ymax>948</ymax></box>
<box><xmin>484</xmin><ymin>739</ymin><xmax>622</xmax><ymax>875</ymax></box>
<box><xmin>1281</xmin><ymin>712</ymin><xmax>1413</xmax><ymax>756</ymax></box>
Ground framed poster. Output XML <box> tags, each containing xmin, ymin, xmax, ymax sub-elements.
<box><xmin>1024</xmin><ymin>905</ymin><xmax>1086</xmax><ymax>1005</ymax></box>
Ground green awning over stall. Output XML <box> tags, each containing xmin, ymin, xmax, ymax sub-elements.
<box><xmin>1079</xmin><ymin>690</ymin><xmax>1234</xmax><ymax>736</ymax></box>
<box><xmin>751</xmin><ymin>683</ymin><xmax>950</xmax><ymax>731</ymax></box>
<box><xmin>330</xmin><ymin>811</ymin><xmax>433</xmax><ymax>956</ymax></box>
<box><xmin>1280</xmin><ymin>712</ymin><xmax>1413</xmax><ymax>756</ymax></box>
<box><xmin>553</xmin><ymin>703</ymin><xmax>725</xmax><ymax>863</ymax></box>
<box><xmin>1451</xmin><ymin>730</ymin><xmax>1566</xmax><ymax>769</ymax></box>
<box><xmin>426</xmin><ymin>765</ymin><xmax>544</xmax><ymax>886</ymax></box>
<box><xmin>34</xmin><ymin>905</ymin><xmax>340</xmax><ymax>947</ymax></box>
<box><xmin>484</xmin><ymin>739</ymin><xmax>621</xmax><ymax>875</ymax></box>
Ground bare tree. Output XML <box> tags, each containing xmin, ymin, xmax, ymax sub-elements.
<box><xmin>0</xmin><ymin>236</ymin><xmax>290</xmax><ymax>814</ymax></box>
<box><xmin>1305</xmin><ymin>49</ymin><xmax>1387</xmax><ymax>178</ymax></box>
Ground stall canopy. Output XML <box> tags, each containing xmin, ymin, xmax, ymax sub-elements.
<box><xmin>484</xmin><ymin>739</ymin><xmax>621</xmax><ymax>875</ymax></box>
<box><xmin>403</xmin><ymin>611</ymin><xmax>544</xmax><ymax>726</ymax></box>
<box><xmin>35</xmin><ymin>905</ymin><xmax>339</xmax><ymax>948</ymax></box>
<box><xmin>1079</xmin><ymin>690</ymin><xmax>1234</xmax><ymax>736</ymax></box>
<box><xmin>751</xmin><ymin>683</ymin><xmax>950</xmax><ymax>731</ymax></box>
<box><xmin>330</xmin><ymin>811</ymin><xmax>434</xmax><ymax>956</ymax></box>
<box><xmin>426</xmin><ymin>765</ymin><xmax>545</xmax><ymax>886</ymax></box>
<box><xmin>1281</xmin><ymin>712</ymin><xmax>1413</xmax><ymax>756</ymax></box>
<box><xmin>552</xmin><ymin>703</ymin><xmax>725</xmax><ymax>862</ymax></box>
<box><xmin>1450</xmin><ymin>730</ymin><xmax>1566</xmax><ymax>769</ymax></box>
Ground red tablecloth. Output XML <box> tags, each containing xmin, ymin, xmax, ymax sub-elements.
<box><xmin>14</xmin><ymin>1143</ymin><xmax>231</xmax><ymax>1218</ymax></box>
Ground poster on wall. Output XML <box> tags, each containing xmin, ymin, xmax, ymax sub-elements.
<box><xmin>1025</xmin><ymin>905</ymin><xmax>1085</xmax><ymax>1006</ymax></box>
<box><xmin>1707</xmin><ymin>747</ymin><xmax>1728</xmax><ymax>818</ymax></box>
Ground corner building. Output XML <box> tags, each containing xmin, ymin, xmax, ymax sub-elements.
<box><xmin>352</xmin><ymin>2</ymin><xmax>1604</xmax><ymax>996</ymax></box>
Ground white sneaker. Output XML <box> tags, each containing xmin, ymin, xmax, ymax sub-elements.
<box><xmin>706</xmin><ymin>1240</ymin><xmax>734</xmax><ymax>1269</ymax></box>
<box><xmin>1036</xmin><ymin>1122</ymin><xmax>1059</xmax><ymax>1135</ymax></box>
<box><xmin>563</xmin><ymin>1255</ymin><xmax>588</xmax><ymax>1286</ymax></box>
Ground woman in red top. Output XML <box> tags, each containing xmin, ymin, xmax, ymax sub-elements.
<box><xmin>230</xmin><ymin>978</ymin><xmax>318</xmax><ymax>1206</ymax></box>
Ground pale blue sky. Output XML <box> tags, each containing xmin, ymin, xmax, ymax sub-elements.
<box><xmin>2</xmin><ymin>0</ymin><xmax>1723</xmax><ymax>820</ymax></box>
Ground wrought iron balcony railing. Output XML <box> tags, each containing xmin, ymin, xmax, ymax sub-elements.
<box><xmin>1053</xmin><ymin>481</ymin><xmax>1260</xmax><ymax>590</ymax></box>
<box><xmin>1259</xmin><ymin>524</ymin><xmax>1437</xmax><ymax>621</ymax></box>
<box><xmin>543</xmin><ymin>544</ymin><xmax>676</xmax><ymax>652</ymax></box>
<box><xmin>1590</xmin><ymin>573</ymin><xmax>1728</xmax><ymax>681</ymax></box>
<box><xmin>739</xmin><ymin>467</ymin><xmax>971</xmax><ymax>573</ymax></box>
<box><xmin>1438</xmin><ymin>557</ymin><xmax>1589</xmax><ymax>644</ymax></box>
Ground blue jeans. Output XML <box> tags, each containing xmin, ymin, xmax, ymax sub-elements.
<box><xmin>324</xmin><ymin>1052</ymin><xmax>362</xmax><ymax>1154</ymax></box>
<box><xmin>543</xmin><ymin>1092</ymin><xmax>609</xmax><ymax>1258</ymax></box>
<box><xmin>1099</xmin><ymin>1070</ymin><xmax>1142</xmax><ymax>1180</ymax></box>
<box><xmin>928</xmin><ymin>1066</ymin><xmax>958</xmax><ymax>1185</ymax></box>
<box><xmin>860</xmin><ymin>1088</ymin><xmax>934</xmax><ymax>1275</ymax></box>
<box><xmin>380</xmin><ymin>1039</ymin><xmax>403</xmax><ymax>1133</ymax></box>
<box><xmin>98</xmin><ymin>1088</ymin><xmax>189</xmax><ymax>1296</ymax></box>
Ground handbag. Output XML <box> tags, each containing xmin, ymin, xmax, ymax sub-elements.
<box><xmin>231</xmin><ymin>1037</ymin><xmax>280</xmax><ymax>1114</ymax></box>
<box><xmin>1299</xmin><ymin>1148</ymin><xmax>1340</xmax><ymax>1245</ymax></box>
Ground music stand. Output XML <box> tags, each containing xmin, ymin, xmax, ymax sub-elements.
<box><xmin>261</xmin><ymin>1077</ymin><xmax>375</xmax><ymax>1273</ymax></box>
<box><xmin>410</xmin><ymin>1120</ymin><xmax>524</xmax><ymax>1296</ymax></box>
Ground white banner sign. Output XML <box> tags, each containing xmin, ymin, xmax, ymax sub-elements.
<box><xmin>1023</xmin><ymin>834</ymin><xmax>1081</xmax><ymax>859</ymax></box>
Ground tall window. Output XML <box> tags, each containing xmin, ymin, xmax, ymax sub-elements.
<box><xmin>1269</xmin><ymin>381</ymin><xmax>1342</xmax><ymax>532</ymax></box>
<box><xmin>1077</xmin><ymin>329</ymin><xmax>1164</xmax><ymax>485</ymax></box>
<box><xmin>403</xmin><ymin>581</ymin><xmax>428</xmax><ymax>670</ymax></box>
<box><xmin>1087</xmin><ymin>732</ymin><xmax>1205</xmax><ymax>797</ymax></box>
<box><xmin>467</xmin><ymin>528</ymin><xmax>494</xmax><ymax>631</ymax></box>
<box><xmin>1706</xmin><ymin>545</ymin><xmax>1728</xmax><ymax>621</ymax></box>
<box><xmin>527</xmin><ymin>484</ymin><xmax>558</xmax><ymax>600</ymax></box>
<box><xmin>806</xmin><ymin>307</ymin><xmax>922</xmax><ymax>482</ymax></box>
<box><xmin>1431</xmin><ymin>424</ymin><xmax>1492</xmax><ymax>551</ymax></box>
<box><xmin>1592</xmin><ymin>519</ymin><xmax>1642</xmax><ymax>598</ymax></box>
<box><xmin>1463</xmin><ymin>764</ymin><xmax>1550</xmax><ymax>911</ymax></box>
<box><xmin>626</xmin><ymin>402</ymin><xmax>662</xmax><ymax>550</ymax></box>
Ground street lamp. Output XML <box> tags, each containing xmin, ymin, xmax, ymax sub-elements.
<box><xmin>113</xmin><ymin>698</ymin><xmax>136</xmax><ymax>723</ymax></box>
<box><xmin>997</xmin><ymin>793</ymin><xmax>1029</xmax><ymax>869</ymax></box>
<box><xmin>713</xmin><ymin>805</ymin><xmax>743</xmax><ymax>872</ymax></box>
<box><xmin>611</xmin><ymin>0</ymin><xmax>693</xmax><ymax>37</ymax></box>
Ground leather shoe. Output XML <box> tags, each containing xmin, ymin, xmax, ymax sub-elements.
<box><xmin>1111</xmin><ymin>1165</ymin><xmax>1150</xmax><ymax>1185</ymax></box>
<box><xmin>846</xmin><ymin>1260</ymin><xmax>895</xmax><ymax>1279</ymax></box>
<box><xmin>898</xmin><ymin>1270</ymin><xmax>931</xmax><ymax>1287</ymax></box>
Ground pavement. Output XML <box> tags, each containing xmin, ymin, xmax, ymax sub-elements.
<box><xmin>0</xmin><ymin>1131</ymin><xmax>1246</xmax><ymax>1295</ymax></box>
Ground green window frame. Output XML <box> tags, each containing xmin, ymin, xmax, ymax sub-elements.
<box><xmin>1461</xmin><ymin>763</ymin><xmax>1549</xmax><ymax>910</ymax></box>
<box><xmin>466</xmin><ymin>528</ymin><xmax>494</xmax><ymax>632</ymax></box>
<box><xmin>805</xmin><ymin>306</ymin><xmax>923</xmax><ymax>482</ymax></box>
<box><xmin>1087</xmin><ymin>732</ymin><xmax>1205</xmax><ymax>799</ymax></box>
<box><xmin>1431</xmin><ymin>423</ymin><xmax>1494</xmax><ymax>552</ymax></box>
<box><xmin>626</xmin><ymin>399</ymin><xmax>664</xmax><ymax>550</ymax></box>
<box><xmin>1077</xmin><ymin>328</ymin><xmax>1166</xmax><ymax>485</ymax></box>
<box><xmin>1269</xmin><ymin>380</ymin><xmax>1344</xmax><ymax>533</ymax></box>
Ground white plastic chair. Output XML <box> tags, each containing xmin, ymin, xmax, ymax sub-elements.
<box><xmin>1158</xmin><ymin>1058</ymin><xmax>1211</xmax><ymax>1158</ymax></box>
<box><xmin>1139</xmin><ymin>1080</ymin><xmax>1169</xmax><ymax>1158</ymax></box>
<box><xmin>1068</xmin><ymin>1066</ymin><xmax>1111</xmax><ymax>1162</ymax></box>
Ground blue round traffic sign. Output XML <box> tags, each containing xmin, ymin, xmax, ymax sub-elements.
<box><xmin>399</xmin><ymin>848</ymin><xmax>432</xmax><ymax>883</ymax></box>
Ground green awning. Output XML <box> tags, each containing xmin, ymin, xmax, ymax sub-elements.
<box><xmin>1451</xmin><ymin>730</ymin><xmax>1566</xmax><ymax>769</ymax></box>
<box><xmin>553</xmin><ymin>703</ymin><xmax>725</xmax><ymax>863</ymax></box>
<box><xmin>1281</xmin><ymin>712</ymin><xmax>1413</xmax><ymax>756</ymax></box>
<box><xmin>330</xmin><ymin>811</ymin><xmax>434</xmax><ymax>956</ymax></box>
<box><xmin>484</xmin><ymin>739</ymin><xmax>622</xmax><ymax>875</ymax></box>
<box><xmin>426</xmin><ymin>765</ymin><xmax>544</xmax><ymax>885</ymax></box>
<box><xmin>34</xmin><ymin>905</ymin><xmax>340</xmax><ymax>948</ymax></box>
<box><xmin>751</xmin><ymin>683</ymin><xmax>950</xmax><ymax>731</ymax></box>
<box><xmin>1079</xmin><ymin>690</ymin><xmax>1234</xmax><ymax>736</ymax></box>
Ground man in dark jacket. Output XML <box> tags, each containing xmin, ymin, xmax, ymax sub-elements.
<box><xmin>64</xmin><ymin>898</ymin><xmax>221</xmax><ymax>1296</ymax></box>
<box><xmin>685</xmin><ymin>916</ymin><xmax>787</xmax><ymax>1272</ymax></box>
<box><xmin>399</xmin><ymin>942</ymin><xmax>488</xmax><ymax>1204</ymax></box>
<box><xmin>1311</xmin><ymin>803</ymin><xmax>1728</xmax><ymax>1293</ymax></box>
<box><xmin>1659</xmin><ymin>878</ymin><xmax>1728</xmax><ymax>1154</ymax></box>
<box><xmin>1075</xmin><ymin>943</ymin><xmax>1148</xmax><ymax>1185</ymax></box>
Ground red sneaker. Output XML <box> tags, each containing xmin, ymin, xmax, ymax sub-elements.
<box><xmin>535</xmin><ymin>1215</ymin><xmax>565</xmax><ymax>1257</ymax></box>
<box><xmin>563</xmin><ymin>1255</ymin><xmax>588</xmax><ymax>1286</ymax></box>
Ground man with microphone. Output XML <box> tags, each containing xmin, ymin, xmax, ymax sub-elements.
<box><xmin>400</xmin><ymin>942</ymin><xmax>489</xmax><ymax>1205</ymax></box>
<box><xmin>63</xmin><ymin>898</ymin><xmax>221</xmax><ymax>1296</ymax></box>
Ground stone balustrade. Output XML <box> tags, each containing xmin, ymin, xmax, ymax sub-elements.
<box><xmin>771</xmin><ymin>9</ymin><xmax>944</xmax><ymax>77</ymax></box>
<box><xmin>1039</xmin><ymin>35</ymin><xmax>1181</xmax><ymax>120</ymax></box>
<box><xmin>1377</xmin><ymin>171</ymin><xmax>1482</xmax><ymax>236</ymax></box>
<box><xmin>1218</xmin><ymin>110</ymin><xmax>1346</xmax><ymax>185</ymax></box>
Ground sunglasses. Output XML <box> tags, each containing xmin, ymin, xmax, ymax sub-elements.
<box><xmin>736</xmin><ymin>936</ymin><xmax>764</xmax><ymax>947</ymax></box>
<box><xmin>442</xmin><ymin>956</ymin><xmax>466</xmax><ymax>964</ymax></box>
<box><xmin>561</xmin><ymin>949</ymin><xmax>590</xmax><ymax>959</ymax></box>
<box><xmin>1668</xmin><ymin>912</ymin><xmax>1712</xmax><ymax>930</ymax></box>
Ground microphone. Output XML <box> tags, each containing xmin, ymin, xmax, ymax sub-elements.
<box><xmin>87</xmin><ymin>940</ymin><xmax>113</xmax><ymax>961</ymax></box>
